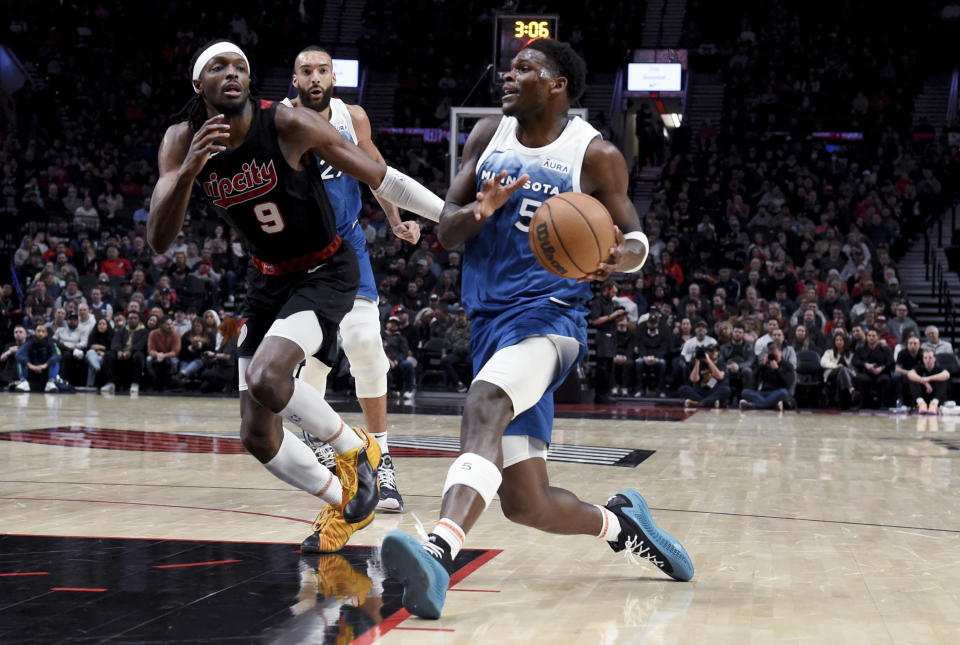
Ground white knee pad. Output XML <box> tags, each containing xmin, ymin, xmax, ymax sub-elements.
<box><xmin>442</xmin><ymin>453</ymin><xmax>503</xmax><ymax>510</ymax></box>
<box><xmin>474</xmin><ymin>335</ymin><xmax>577</xmax><ymax>418</ymax></box>
<box><xmin>265</xmin><ymin>310</ymin><xmax>324</xmax><ymax>358</ymax></box>
<box><xmin>299</xmin><ymin>355</ymin><xmax>332</xmax><ymax>395</ymax></box>
<box><xmin>340</xmin><ymin>299</ymin><xmax>390</xmax><ymax>398</ymax></box>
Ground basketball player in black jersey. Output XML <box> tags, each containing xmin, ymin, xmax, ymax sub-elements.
<box><xmin>149</xmin><ymin>40</ymin><xmax>444</xmax><ymax>549</ymax></box>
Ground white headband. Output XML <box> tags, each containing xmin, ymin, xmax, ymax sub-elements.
<box><xmin>192</xmin><ymin>42</ymin><xmax>249</xmax><ymax>92</ymax></box>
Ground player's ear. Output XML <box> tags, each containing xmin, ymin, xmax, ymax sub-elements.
<box><xmin>550</xmin><ymin>76</ymin><xmax>568</xmax><ymax>97</ymax></box>
<box><xmin>291</xmin><ymin>73</ymin><xmax>298</xmax><ymax>88</ymax></box>
<box><xmin>192</xmin><ymin>79</ymin><xmax>202</xmax><ymax>95</ymax></box>
<box><xmin>332</xmin><ymin>73</ymin><xmax>337</xmax><ymax>87</ymax></box>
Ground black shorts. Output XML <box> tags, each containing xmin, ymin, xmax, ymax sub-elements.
<box><xmin>238</xmin><ymin>243</ymin><xmax>359</xmax><ymax>366</ymax></box>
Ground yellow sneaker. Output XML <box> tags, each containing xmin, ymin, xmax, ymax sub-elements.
<box><xmin>336</xmin><ymin>427</ymin><xmax>382</xmax><ymax>523</ymax></box>
<box><xmin>301</xmin><ymin>504</ymin><xmax>375</xmax><ymax>553</ymax></box>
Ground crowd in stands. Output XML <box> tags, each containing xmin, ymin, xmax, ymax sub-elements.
<box><xmin>2</xmin><ymin>1</ymin><xmax>960</xmax><ymax>413</ymax></box>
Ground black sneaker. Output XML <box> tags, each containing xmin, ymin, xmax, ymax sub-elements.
<box><xmin>604</xmin><ymin>490</ymin><xmax>694</xmax><ymax>581</ymax></box>
<box><xmin>376</xmin><ymin>454</ymin><xmax>404</xmax><ymax>512</ymax></box>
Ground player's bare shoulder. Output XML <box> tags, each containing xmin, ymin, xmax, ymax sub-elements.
<box><xmin>158</xmin><ymin>121</ymin><xmax>194</xmax><ymax>169</ymax></box>
<box><xmin>581</xmin><ymin>137</ymin><xmax>629</xmax><ymax>192</ymax></box>
<box><xmin>463</xmin><ymin>115</ymin><xmax>503</xmax><ymax>159</ymax></box>
<box><xmin>345</xmin><ymin>103</ymin><xmax>370</xmax><ymax>124</ymax></box>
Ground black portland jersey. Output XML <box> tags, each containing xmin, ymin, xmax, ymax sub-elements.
<box><xmin>197</xmin><ymin>101</ymin><xmax>338</xmax><ymax>263</ymax></box>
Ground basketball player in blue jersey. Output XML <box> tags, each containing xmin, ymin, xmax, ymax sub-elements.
<box><xmin>280</xmin><ymin>47</ymin><xmax>437</xmax><ymax>525</ymax></box>
<box><xmin>148</xmin><ymin>41</ymin><xmax>444</xmax><ymax>555</ymax></box>
<box><xmin>381</xmin><ymin>39</ymin><xmax>694</xmax><ymax>619</ymax></box>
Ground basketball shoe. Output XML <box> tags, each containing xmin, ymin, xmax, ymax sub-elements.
<box><xmin>604</xmin><ymin>489</ymin><xmax>694</xmax><ymax>582</ymax></box>
<box><xmin>381</xmin><ymin>530</ymin><xmax>451</xmax><ymax>619</ymax></box>
<box><xmin>301</xmin><ymin>504</ymin><xmax>375</xmax><ymax>553</ymax></box>
<box><xmin>336</xmin><ymin>426</ymin><xmax>382</xmax><ymax>523</ymax></box>
<box><xmin>302</xmin><ymin>428</ymin><xmax>338</xmax><ymax>474</ymax></box>
<box><xmin>299</xmin><ymin>553</ymin><xmax>373</xmax><ymax>604</ymax></box>
<box><xmin>376</xmin><ymin>454</ymin><xmax>404</xmax><ymax>512</ymax></box>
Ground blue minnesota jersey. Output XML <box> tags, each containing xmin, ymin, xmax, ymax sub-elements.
<box><xmin>462</xmin><ymin>115</ymin><xmax>601</xmax><ymax>318</ymax></box>
<box><xmin>282</xmin><ymin>97</ymin><xmax>376</xmax><ymax>299</ymax></box>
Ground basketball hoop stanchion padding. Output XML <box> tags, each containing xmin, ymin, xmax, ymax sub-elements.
<box><xmin>449</xmin><ymin>107</ymin><xmax>588</xmax><ymax>183</ymax></box>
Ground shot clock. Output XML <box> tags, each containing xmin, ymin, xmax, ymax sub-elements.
<box><xmin>493</xmin><ymin>14</ymin><xmax>559</xmax><ymax>79</ymax></box>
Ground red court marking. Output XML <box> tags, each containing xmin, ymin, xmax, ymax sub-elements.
<box><xmin>0</xmin><ymin>571</ymin><xmax>49</xmax><ymax>577</ymax></box>
<box><xmin>351</xmin><ymin>548</ymin><xmax>502</xmax><ymax>645</ymax></box>
<box><xmin>393</xmin><ymin>627</ymin><xmax>456</xmax><ymax>632</ymax></box>
<box><xmin>153</xmin><ymin>559</ymin><xmax>243</xmax><ymax>569</ymax></box>
<box><xmin>449</xmin><ymin>588</ymin><xmax>500</xmax><ymax>592</ymax></box>
<box><xmin>51</xmin><ymin>587</ymin><xmax>107</xmax><ymax>592</ymax></box>
<box><xmin>0</xmin><ymin>497</ymin><xmax>311</xmax><ymax>525</ymax></box>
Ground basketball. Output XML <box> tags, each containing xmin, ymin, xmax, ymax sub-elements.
<box><xmin>528</xmin><ymin>192</ymin><xmax>617</xmax><ymax>279</ymax></box>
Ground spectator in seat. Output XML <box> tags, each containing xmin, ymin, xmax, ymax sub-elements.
<box><xmin>13</xmin><ymin>324</ymin><xmax>61</xmax><ymax>392</ymax></box>
<box><xmin>922</xmin><ymin>325</ymin><xmax>953</xmax><ymax>355</ymax></box>
<box><xmin>383</xmin><ymin>315</ymin><xmax>416</xmax><ymax>400</ymax></box>
<box><xmin>441</xmin><ymin>304</ymin><xmax>471</xmax><ymax>393</ymax></box>
<box><xmin>678</xmin><ymin>343</ymin><xmax>730</xmax><ymax>409</ymax></box>
<box><xmin>907</xmin><ymin>348</ymin><xmax>951</xmax><ymax>414</ymax></box>
<box><xmin>611</xmin><ymin>317</ymin><xmax>637</xmax><ymax>396</ymax></box>
<box><xmin>198</xmin><ymin>317</ymin><xmax>240</xmax><ymax>394</ymax></box>
<box><xmin>888</xmin><ymin>303</ymin><xmax>918</xmax><ymax>344</ymax></box>
<box><xmin>894</xmin><ymin>333</ymin><xmax>923</xmax><ymax>406</ymax></box>
<box><xmin>101</xmin><ymin>245</ymin><xmax>131</xmax><ymax>278</ymax></box>
<box><xmin>719</xmin><ymin>322</ymin><xmax>756</xmax><ymax>400</ymax></box>
<box><xmin>739</xmin><ymin>340</ymin><xmax>796</xmax><ymax>411</ymax></box>
<box><xmin>820</xmin><ymin>330</ymin><xmax>859</xmax><ymax>409</ymax></box>
<box><xmin>178</xmin><ymin>319</ymin><xmax>214</xmax><ymax>385</ymax></box>
<box><xmin>1</xmin><ymin>325</ymin><xmax>29</xmax><ymax>389</ymax></box>
<box><xmin>852</xmin><ymin>329</ymin><xmax>893</xmax><ymax>408</ymax></box>
<box><xmin>53</xmin><ymin>311</ymin><xmax>89</xmax><ymax>385</ymax></box>
<box><xmin>104</xmin><ymin>310</ymin><xmax>148</xmax><ymax>395</ymax></box>
<box><xmin>873</xmin><ymin>315</ymin><xmax>897</xmax><ymax>351</ymax></box>
<box><xmin>634</xmin><ymin>310</ymin><xmax>670</xmax><ymax>397</ymax></box>
<box><xmin>84</xmin><ymin>318</ymin><xmax>113</xmax><ymax>388</ymax></box>
<box><xmin>146</xmin><ymin>316</ymin><xmax>181</xmax><ymax>392</ymax></box>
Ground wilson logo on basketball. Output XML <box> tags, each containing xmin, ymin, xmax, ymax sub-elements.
<box><xmin>202</xmin><ymin>159</ymin><xmax>278</xmax><ymax>208</ymax></box>
<box><xmin>533</xmin><ymin>221</ymin><xmax>568</xmax><ymax>275</ymax></box>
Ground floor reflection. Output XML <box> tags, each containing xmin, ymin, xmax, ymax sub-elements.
<box><xmin>0</xmin><ymin>535</ymin><xmax>492</xmax><ymax>643</ymax></box>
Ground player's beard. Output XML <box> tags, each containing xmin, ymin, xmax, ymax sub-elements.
<box><xmin>298</xmin><ymin>82</ymin><xmax>333</xmax><ymax>113</ymax></box>
<box><xmin>207</xmin><ymin>88</ymin><xmax>249</xmax><ymax>115</ymax></box>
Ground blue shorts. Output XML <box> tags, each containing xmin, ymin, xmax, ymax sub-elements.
<box><xmin>341</xmin><ymin>223</ymin><xmax>378</xmax><ymax>301</ymax></box>
<box><xmin>470</xmin><ymin>300</ymin><xmax>587</xmax><ymax>445</ymax></box>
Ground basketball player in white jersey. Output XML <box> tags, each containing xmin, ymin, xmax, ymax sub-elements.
<box><xmin>381</xmin><ymin>39</ymin><xmax>694</xmax><ymax>619</ymax></box>
<box><xmin>280</xmin><ymin>46</ymin><xmax>440</xmax><ymax>550</ymax></box>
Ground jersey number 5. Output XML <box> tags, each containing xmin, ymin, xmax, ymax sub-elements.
<box><xmin>513</xmin><ymin>198</ymin><xmax>542</xmax><ymax>232</ymax></box>
<box><xmin>254</xmin><ymin>202</ymin><xmax>285</xmax><ymax>234</ymax></box>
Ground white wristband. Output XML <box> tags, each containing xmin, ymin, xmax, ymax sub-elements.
<box><xmin>372</xmin><ymin>166</ymin><xmax>443</xmax><ymax>222</ymax></box>
<box><xmin>620</xmin><ymin>230</ymin><xmax>649</xmax><ymax>273</ymax></box>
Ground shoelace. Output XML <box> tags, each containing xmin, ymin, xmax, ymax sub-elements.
<box><xmin>622</xmin><ymin>535</ymin><xmax>666</xmax><ymax>569</ymax></box>
<box><xmin>378</xmin><ymin>460</ymin><xmax>397</xmax><ymax>489</ymax></box>
<box><xmin>412</xmin><ymin>513</ymin><xmax>446</xmax><ymax>560</ymax></box>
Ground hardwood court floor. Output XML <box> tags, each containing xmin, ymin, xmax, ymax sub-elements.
<box><xmin>1</xmin><ymin>392</ymin><xmax>959</xmax><ymax>644</ymax></box>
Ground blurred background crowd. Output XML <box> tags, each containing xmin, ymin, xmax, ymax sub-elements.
<box><xmin>1</xmin><ymin>0</ymin><xmax>958</xmax><ymax>412</ymax></box>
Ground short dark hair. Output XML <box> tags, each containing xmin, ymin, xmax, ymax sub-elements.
<box><xmin>295</xmin><ymin>45</ymin><xmax>331</xmax><ymax>72</ymax></box>
<box><xmin>525</xmin><ymin>39</ymin><xmax>587</xmax><ymax>103</ymax></box>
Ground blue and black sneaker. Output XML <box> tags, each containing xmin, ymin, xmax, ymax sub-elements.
<box><xmin>381</xmin><ymin>530</ymin><xmax>451</xmax><ymax>619</ymax></box>
<box><xmin>604</xmin><ymin>489</ymin><xmax>694</xmax><ymax>582</ymax></box>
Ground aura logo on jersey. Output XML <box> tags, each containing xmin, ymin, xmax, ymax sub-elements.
<box><xmin>203</xmin><ymin>159</ymin><xmax>278</xmax><ymax>208</ymax></box>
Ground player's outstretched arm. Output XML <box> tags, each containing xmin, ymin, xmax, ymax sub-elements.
<box><xmin>148</xmin><ymin>116</ymin><xmax>230</xmax><ymax>253</ymax></box>
<box><xmin>278</xmin><ymin>106</ymin><xmax>443</xmax><ymax>222</ymax></box>
<box><xmin>578</xmin><ymin>139</ymin><xmax>649</xmax><ymax>282</ymax></box>
<box><xmin>348</xmin><ymin>104</ymin><xmax>421</xmax><ymax>244</ymax></box>
<box><xmin>437</xmin><ymin>117</ymin><xmax>528</xmax><ymax>249</ymax></box>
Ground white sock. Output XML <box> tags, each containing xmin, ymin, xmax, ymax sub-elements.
<box><xmin>431</xmin><ymin>518</ymin><xmax>465</xmax><ymax>559</ymax></box>
<box><xmin>280</xmin><ymin>379</ymin><xmax>362</xmax><ymax>453</ymax></box>
<box><xmin>372</xmin><ymin>431</ymin><xmax>389</xmax><ymax>455</ymax></box>
<box><xmin>595</xmin><ymin>504</ymin><xmax>622</xmax><ymax>542</ymax></box>
<box><xmin>264</xmin><ymin>428</ymin><xmax>343</xmax><ymax>505</ymax></box>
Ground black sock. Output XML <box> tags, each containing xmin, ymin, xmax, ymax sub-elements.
<box><xmin>426</xmin><ymin>533</ymin><xmax>456</xmax><ymax>573</ymax></box>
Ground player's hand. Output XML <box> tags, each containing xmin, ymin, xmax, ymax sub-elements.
<box><xmin>181</xmin><ymin>114</ymin><xmax>231</xmax><ymax>178</ymax></box>
<box><xmin>392</xmin><ymin>220</ymin><xmax>421</xmax><ymax>244</ymax></box>
<box><xmin>578</xmin><ymin>226</ymin><xmax>626</xmax><ymax>283</ymax></box>
<box><xmin>474</xmin><ymin>171</ymin><xmax>528</xmax><ymax>222</ymax></box>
